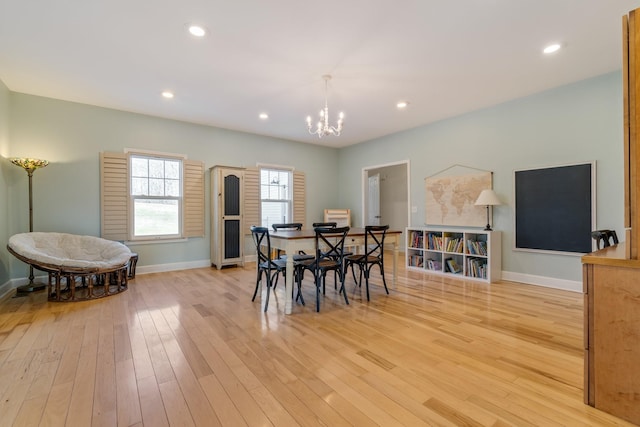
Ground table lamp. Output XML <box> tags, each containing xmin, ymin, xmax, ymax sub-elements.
<box><xmin>10</xmin><ymin>157</ymin><xmax>49</xmax><ymax>292</ymax></box>
<box><xmin>475</xmin><ymin>189</ymin><xmax>501</xmax><ymax>231</ymax></box>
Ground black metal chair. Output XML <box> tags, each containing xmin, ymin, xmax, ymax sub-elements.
<box><xmin>271</xmin><ymin>223</ymin><xmax>314</xmax><ymax>300</ymax></box>
<box><xmin>251</xmin><ymin>226</ymin><xmax>303</xmax><ymax>311</ymax></box>
<box><xmin>591</xmin><ymin>229</ymin><xmax>619</xmax><ymax>250</ymax></box>
<box><xmin>272</xmin><ymin>222</ymin><xmax>304</xmax><ymax>231</ymax></box>
<box><xmin>312</xmin><ymin>222</ymin><xmax>337</xmax><ymax>228</ymax></box>
<box><xmin>344</xmin><ymin>225</ymin><xmax>389</xmax><ymax>301</ymax></box>
<box><xmin>298</xmin><ymin>226</ymin><xmax>350</xmax><ymax>312</ymax></box>
<box><xmin>311</xmin><ymin>222</ymin><xmax>352</xmax><ymax>286</ymax></box>
<box><xmin>271</xmin><ymin>223</ymin><xmax>315</xmax><ymax>261</ymax></box>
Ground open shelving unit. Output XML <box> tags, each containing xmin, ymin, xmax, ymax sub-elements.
<box><xmin>406</xmin><ymin>227</ymin><xmax>501</xmax><ymax>283</ymax></box>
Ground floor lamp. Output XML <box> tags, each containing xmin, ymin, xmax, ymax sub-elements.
<box><xmin>11</xmin><ymin>157</ymin><xmax>49</xmax><ymax>293</ymax></box>
<box><xmin>475</xmin><ymin>189</ymin><xmax>502</xmax><ymax>231</ymax></box>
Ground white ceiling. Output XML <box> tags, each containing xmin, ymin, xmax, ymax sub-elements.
<box><xmin>2</xmin><ymin>0</ymin><xmax>640</xmax><ymax>148</ymax></box>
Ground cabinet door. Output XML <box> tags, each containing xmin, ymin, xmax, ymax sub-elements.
<box><xmin>221</xmin><ymin>171</ymin><xmax>243</xmax><ymax>262</ymax></box>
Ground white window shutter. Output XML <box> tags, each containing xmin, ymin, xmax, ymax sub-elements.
<box><xmin>100</xmin><ymin>152</ymin><xmax>128</xmax><ymax>241</ymax></box>
<box><xmin>184</xmin><ymin>159</ymin><xmax>205</xmax><ymax>238</ymax></box>
<box><xmin>244</xmin><ymin>167</ymin><xmax>260</xmax><ymax>234</ymax></box>
<box><xmin>293</xmin><ymin>171</ymin><xmax>306</xmax><ymax>227</ymax></box>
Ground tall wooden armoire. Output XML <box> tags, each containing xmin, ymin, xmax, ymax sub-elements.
<box><xmin>210</xmin><ymin>166</ymin><xmax>244</xmax><ymax>269</ymax></box>
<box><xmin>581</xmin><ymin>8</ymin><xmax>640</xmax><ymax>426</ymax></box>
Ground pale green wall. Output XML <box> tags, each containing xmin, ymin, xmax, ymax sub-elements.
<box><xmin>0</xmin><ymin>80</ymin><xmax>10</xmax><ymax>284</ymax></box>
<box><xmin>2</xmin><ymin>71</ymin><xmax>626</xmax><ymax>285</ymax></box>
<box><xmin>338</xmin><ymin>72</ymin><xmax>624</xmax><ymax>284</ymax></box>
<box><xmin>7</xmin><ymin>93</ymin><xmax>339</xmax><ymax>275</ymax></box>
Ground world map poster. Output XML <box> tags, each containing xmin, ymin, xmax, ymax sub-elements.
<box><xmin>425</xmin><ymin>172</ymin><xmax>491</xmax><ymax>227</ymax></box>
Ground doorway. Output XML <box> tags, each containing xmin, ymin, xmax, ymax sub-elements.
<box><xmin>362</xmin><ymin>160</ymin><xmax>410</xmax><ymax>245</ymax></box>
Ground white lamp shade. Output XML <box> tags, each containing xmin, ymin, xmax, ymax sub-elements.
<box><xmin>475</xmin><ymin>189</ymin><xmax>502</xmax><ymax>206</ymax></box>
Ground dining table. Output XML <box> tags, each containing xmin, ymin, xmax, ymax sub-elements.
<box><xmin>269</xmin><ymin>227</ymin><xmax>402</xmax><ymax>314</ymax></box>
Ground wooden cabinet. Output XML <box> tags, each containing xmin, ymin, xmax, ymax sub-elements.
<box><xmin>579</xmin><ymin>9</ymin><xmax>640</xmax><ymax>425</ymax></box>
<box><xmin>582</xmin><ymin>245</ymin><xmax>640</xmax><ymax>425</ymax></box>
<box><xmin>210</xmin><ymin>166</ymin><xmax>244</xmax><ymax>269</ymax></box>
<box><xmin>406</xmin><ymin>227</ymin><xmax>501</xmax><ymax>283</ymax></box>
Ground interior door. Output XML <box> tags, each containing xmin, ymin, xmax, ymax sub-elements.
<box><xmin>368</xmin><ymin>173</ymin><xmax>381</xmax><ymax>226</ymax></box>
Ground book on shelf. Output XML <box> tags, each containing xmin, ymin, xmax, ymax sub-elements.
<box><xmin>466</xmin><ymin>239</ymin><xmax>487</xmax><ymax>256</ymax></box>
<box><xmin>426</xmin><ymin>259</ymin><xmax>442</xmax><ymax>271</ymax></box>
<box><xmin>466</xmin><ymin>257</ymin><xmax>487</xmax><ymax>278</ymax></box>
<box><xmin>445</xmin><ymin>257</ymin><xmax>462</xmax><ymax>274</ymax></box>
<box><xmin>428</xmin><ymin>233</ymin><xmax>443</xmax><ymax>250</ymax></box>
<box><xmin>444</xmin><ymin>237</ymin><xmax>463</xmax><ymax>253</ymax></box>
<box><xmin>410</xmin><ymin>231</ymin><xmax>424</xmax><ymax>248</ymax></box>
<box><xmin>409</xmin><ymin>254</ymin><xmax>423</xmax><ymax>267</ymax></box>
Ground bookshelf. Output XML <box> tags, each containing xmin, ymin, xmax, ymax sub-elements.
<box><xmin>406</xmin><ymin>227</ymin><xmax>501</xmax><ymax>283</ymax></box>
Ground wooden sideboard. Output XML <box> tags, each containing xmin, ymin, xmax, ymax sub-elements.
<box><xmin>582</xmin><ymin>243</ymin><xmax>640</xmax><ymax>425</ymax></box>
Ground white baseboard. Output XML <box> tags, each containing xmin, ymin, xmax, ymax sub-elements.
<box><xmin>138</xmin><ymin>257</ymin><xmax>259</xmax><ymax>274</ymax></box>
<box><xmin>136</xmin><ymin>259</ymin><xmax>211</xmax><ymax>275</ymax></box>
<box><xmin>1</xmin><ymin>264</ymin><xmax>582</xmax><ymax>299</ymax></box>
<box><xmin>0</xmin><ymin>274</ymin><xmax>49</xmax><ymax>300</ymax></box>
<box><xmin>0</xmin><ymin>260</ymin><xmax>233</xmax><ymax>297</ymax></box>
<box><xmin>501</xmin><ymin>271</ymin><xmax>582</xmax><ymax>293</ymax></box>
<box><xmin>0</xmin><ymin>279</ymin><xmax>14</xmax><ymax>301</ymax></box>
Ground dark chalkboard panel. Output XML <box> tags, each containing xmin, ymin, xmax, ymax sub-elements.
<box><xmin>515</xmin><ymin>163</ymin><xmax>594</xmax><ymax>254</ymax></box>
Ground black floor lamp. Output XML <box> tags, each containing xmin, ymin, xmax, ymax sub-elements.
<box><xmin>475</xmin><ymin>189</ymin><xmax>502</xmax><ymax>231</ymax></box>
<box><xmin>11</xmin><ymin>157</ymin><xmax>49</xmax><ymax>293</ymax></box>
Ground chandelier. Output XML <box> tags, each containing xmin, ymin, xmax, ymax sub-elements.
<box><xmin>306</xmin><ymin>74</ymin><xmax>344</xmax><ymax>138</ymax></box>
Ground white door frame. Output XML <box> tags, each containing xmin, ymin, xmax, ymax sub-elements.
<box><xmin>361</xmin><ymin>160</ymin><xmax>411</xmax><ymax>227</ymax></box>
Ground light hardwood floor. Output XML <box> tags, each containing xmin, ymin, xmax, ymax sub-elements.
<box><xmin>0</xmin><ymin>262</ymin><xmax>635</xmax><ymax>427</ymax></box>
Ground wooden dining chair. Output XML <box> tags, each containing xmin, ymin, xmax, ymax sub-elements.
<box><xmin>344</xmin><ymin>225</ymin><xmax>389</xmax><ymax>301</ymax></box>
<box><xmin>298</xmin><ymin>226</ymin><xmax>350</xmax><ymax>312</ymax></box>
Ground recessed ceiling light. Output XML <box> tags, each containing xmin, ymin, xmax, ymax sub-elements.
<box><xmin>397</xmin><ymin>101</ymin><xmax>409</xmax><ymax>109</ymax></box>
<box><xmin>161</xmin><ymin>91</ymin><xmax>174</xmax><ymax>99</ymax></box>
<box><xmin>188</xmin><ymin>25</ymin><xmax>206</xmax><ymax>37</ymax></box>
<box><xmin>259</xmin><ymin>113</ymin><xmax>269</xmax><ymax>120</ymax></box>
<box><xmin>543</xmin><ymin>43</ymin><xmax>561</xmax><ymax>54</ymax></box>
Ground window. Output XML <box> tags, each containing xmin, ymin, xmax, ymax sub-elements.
<box><xmin>130</xmin><ymin>154</ymin><xmax>182</xmax><ymax>238</ymax></box>
<box><xmin>100</xmin><ymin>151</ymin><xmax>204</xmax><ymax>242</ymax></box>
<box><xmin>260</xmin><ymin>168</ymin><xmax>292</xmax><ymax>229</ymax></box>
